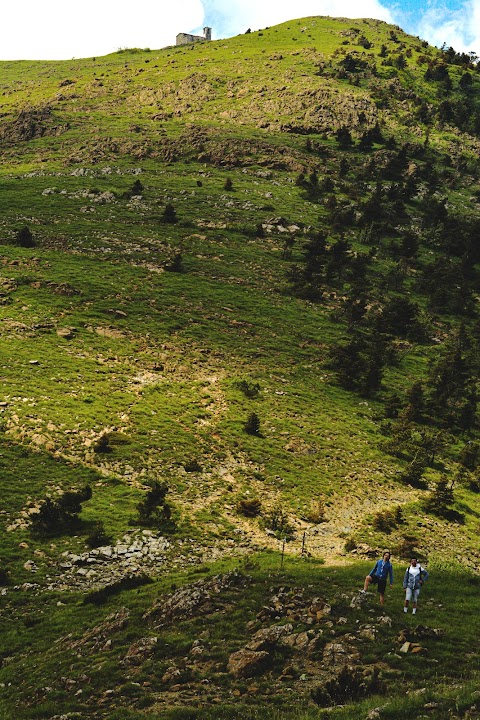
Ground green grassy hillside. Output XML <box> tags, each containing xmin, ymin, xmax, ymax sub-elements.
<box><xmin>0</xmin><ymin>15</ymin><xmax>479</xmax><ymax>719</ymax></box>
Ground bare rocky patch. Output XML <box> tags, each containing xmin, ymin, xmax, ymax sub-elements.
<box><xmin>0</xmin><ymin>106</ymin><xmax>69</xmax><ymax>144</ymax></box>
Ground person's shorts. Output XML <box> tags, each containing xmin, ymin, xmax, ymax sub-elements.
<box><xmin>405</xmin><ymin>587</ymin><xmax>420</xmax><ymax>602</ymax></box>
<box><xmin>370</xmin><ymin>575</ymin><xmax>387</xmax><ymax>594</ymax></box>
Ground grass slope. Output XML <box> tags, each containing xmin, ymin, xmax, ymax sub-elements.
<box><xmin>0</xmin><ymin>14</ymin><xmax>480</xmax><ymax>719</ymax></box>
<box><xmin>1</xmin><ymin>555</ymin><xmax>480</xmax><ymax>720</ymax></box>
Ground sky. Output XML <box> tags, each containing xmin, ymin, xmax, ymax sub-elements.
<box><xmin>0</xmin><ymin>0</ymin><xmax>478</xmax><ymax>61</ymax></box>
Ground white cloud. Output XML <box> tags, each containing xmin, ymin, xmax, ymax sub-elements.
<box><xmin>201</xmin><ymin>0</ymin><xmax>393</xmax><ymax>38</ymax></box>
<box><xmin>1</xmin><ymin>0</ymin><xmax>394</xmax><ymax>61</ymax></box>
<box><xmin>0</xmin><ymin>0</ymin><xmax>204</xmax><ymax>60</ymax></box>
<box><xmin>1</xmin><ymin>0</ymin><xmax>478</xmax><ymax>61</ymax></box>
<box><xmin>407</xmin><ymin>0</ymin><xmax>480</xmax><ymax>55</ymax></box>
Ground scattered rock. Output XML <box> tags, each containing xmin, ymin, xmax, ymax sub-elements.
<box><xmin>376</xmin><ymin>615</ymin><xmax>392</xmax><ymax>627</ymax></box>
<box><xmin>350</xmin><ymin>591</ymin><xmax>368</xmax><ymax>609</ymax></box>
<box><xmin>66</xmin><ymin>607</ymin><xmax>130</xmax><ymax>655</ymax></box>
<box><xmin>162</xmin><ymin>666</ymin><xmax>183</xmax><ymax>684</ymax></box>
<box><xmin>367</xmin><ymin>707</ymin><xmax>386</xmax><ymax>719</ymax></box>
<box><xmin>144</xmin><ymin>571</ymin><xmax>248</xmax><ymax>628</ymax></box>
<box><xmin>246</xmin><ymin>624</ymin><xmax>293</xmax><ymax>651</ymax></box>
<box><xmin>0</xmin><ymin>106</ymin><xmax>69</xmax><ymax>144</ymax></box>
<box><xmin>56</xmin><ymin>327</ymin><xmax>76</xmax><ymax>339</ymax></box>
<box><xmin>358</xmin><ymin>625</ymin><xmax>377</xmax><ymax>641</ymax></box>
<box><xmin>122</xmin><ymin>637</ymin><xmax>158</xmax><ymax>667</ymax></box>
<box><xmin>227</xmin><ymin>649</ymin><xmax>270</xmax><ymax>678</ymax></box>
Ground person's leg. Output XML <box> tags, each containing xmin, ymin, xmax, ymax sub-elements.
<box><xmin>404</xmin><ymin>587</ymin><xmax>412</xmax><ymax>612</ymax></box>
<box><xmin>363</xmin><ymin>574</ymin><xmax>373</xmax><ymax>592</ymax></box>
<box><xmin>412</xmin><ymin>588</ymin><xmax>420</xmax><ymax>614</ymax></box>
<box><xmin>378</xmin><ymin>579</ymin><xmax>387</xmax><ymax>605</ymax></box>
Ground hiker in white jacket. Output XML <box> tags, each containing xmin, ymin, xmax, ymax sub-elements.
<box><xmin>403</xmin><ymin>557</ymin><xmax>429</xmax><ymax>614</ymax></box>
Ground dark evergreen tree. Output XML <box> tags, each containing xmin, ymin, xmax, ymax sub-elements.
<box><xmin>30</xmin><ymin>486</ymin><xmax>92</xmax><ymax>537</ymax></box>
<box><xmin>244</xmin><ymin>412</ymin><xmax>262</xmax><ymax>436</ymax></box>
<box><xmin>15</xmin><ymin>226</ymin><xmax>35</xmax><ymax>248</ymax></box>
<box><xmin>426</xmin><ymin>330</ymin><xmax>477</xmax><ymax>428</ymax></box>
<box><xmin>377</xmin><ymin>296</ymin><xmax>423</xmax><ymax>340</ymax></box>
<box><xmin>161</xmin><ymin>203</ymin><xmax>178</xmax><ymax>223</ymax></box>
<box><xmin>423</xmin><ymin>477</ymin><xmax>455</xmax><ymax>517</ymax></box>
<box><xmin>405</xmin><ymin>381</ymin><xmax>425</xmax><ymax>422</ymax></box>
<box><xmin>135</xmin><ymin>481</ymin><xmax>176</xmax><ymax>532</ymax></box>
<box><xmin>336</xmin><ymin>127</ymin><xmax>354</xmax><ymax>148</ymax></box>
<box><xmin>458</xmin><ymin>441</ymin><xmax>480</xmax><ymax>471</ymax></box>
<box><xmin>459</xmin><ymin>72</ymin><xmax>473</xmax><ymax>90</ymax></box>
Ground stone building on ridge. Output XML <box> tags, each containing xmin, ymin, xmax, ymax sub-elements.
<box><xmin>176</xmin><ymin>27</ymin><xmax>212</xmax><ymax>46</ymax></box>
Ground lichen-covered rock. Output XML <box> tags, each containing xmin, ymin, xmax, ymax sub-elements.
<box><xmin>227</xmin><ymin>649</ymin><xmax>270</xmax><ymax>678</ymax></box>
<box><xmin>246</xmin><ymin>624</ymin><xmax>293</xmax><ymax>651</ymax></box>
<box><xmin>122</xmin><ymin>636</ymin><xmax>158</xmax><ymax>667</ymax></box>
<box><xmin>143</xmin><ymin>571</ymin><xmax>248</xmax><ymax>627</ymax></box>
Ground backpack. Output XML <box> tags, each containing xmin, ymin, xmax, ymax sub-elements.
<box><xmin>406</xmin><ymin>565</ymin><xmax>426</xmax><ymax>584</ymax></box>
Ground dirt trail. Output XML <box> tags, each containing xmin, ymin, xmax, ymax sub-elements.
<box><xmin>224</xmin><ymin>485</ymin><xmax>417</xmax><ymax>566</ymax></box>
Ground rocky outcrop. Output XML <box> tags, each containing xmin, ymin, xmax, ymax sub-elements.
<box><xmin>122</xmin><ymin>636</ymin><xmax>158</xmax><ymax>667</ymax></box>
<box><xmin>143</xmin><ymin>571</ymin><xmax>249</xmax><ymax>627</ymax></box>
<box><xmin>227</xmin><ymin>649</ymin><xmax>270</xmax><ymax>678</ymax></box>
<box><xmin>55</xmin><ymin>533</ymin><xmax>171</xmax><ymax>591</ymax></box>
<box><xmin>246</xmin><ymin>624</ymin><xmax>293</xmax><ymax>651</ymax></box>
<box><xmin>65</xmin><ymin>607</ymin><xmax>130</xmax><ymax>656</ymax></box>
<box><xmin>0</xmin><ymin>106</ymin><xmax>69</xmax><ymax>144</ymax></box>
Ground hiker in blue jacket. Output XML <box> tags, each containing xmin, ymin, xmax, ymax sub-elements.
<box><xmin>361</xmin><ymin>551</ymin><xmax>394</xmax><ymax>605</ymax></box>
<box><xmin>403</xmin><ymin>557</ymin><xmax>429</xmax><ymax>614</ymax></box>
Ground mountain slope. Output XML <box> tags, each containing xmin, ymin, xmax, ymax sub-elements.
<box><xmin>0</xmin><ymin>15</ymin><xmax>480</xmax><ymax>719</ymax></box>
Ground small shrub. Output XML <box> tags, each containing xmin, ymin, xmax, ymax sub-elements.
<box><xmin>305</xmin><ymin>499</ymin><xmax>327</xmax><ymax>524</ymax></box>
<box><xmin>261</xmin><ymin>505</ymin><xmax>295</xmax><ymax>538</ymax></box>
<box><xmin>0</xmin><ymin>567</ymin><xmax>10</xmax><ymax>586</ymax></box>
<box><xmin>235</xmin><ymin>379</ymin><xmax>260</xmax><ymax>398</ymax></box>
<box><xmin>372</xmin><ymin>506</ymin><xmax>403</xmax><ymax>533</ymax></box>
<box><xmin>394</xmin><ymin>533</ymin><xmax>420</xmax><ymax>559</ymax></box>
<box><xmin>459</xmin><ymin>441</ymin><xmax>480</xmax><ymax>471</ymax></box>
<box><xmin>236</xmin><ymin>497</ymin><xmax>262</xmax><ymax>517</ymax></box>
<box><xmin>468</xmin><ymin>476</ymin><xmax>480</xmax><ymax>493</ymax></box>
<box><xmin>30</xmin><ymin>485</ymin><xmax>92</xmax><ymax>537</ymax></box>
<box><xmin>423</xmin><ymin>478</ymin><xmax>456</xmax><ymax>517</ymax></box>
<box><xmin>358</xmin><ymin>35</ymin><xmax>372</xmax><ymax>49</ymax></box>
<box><xmin>122</xmin><ymin>179</ymin><xmax>143</xmax><ymax>199</ymax></box>
<box><xmin>244</xmin><ymin>412</ymin><xmax>261</xmax><ymax>436</ymax></box>
<box><xmin>133</xmin><ymin>481</ymin><xmax>177</xmax><ymax>533</ymax></box>
<box><xmin>384</xmin><ymin>393</ymin><xmax>401</xmax><ymax>419</ymax></box>
<box><xmin>93</xmin><ymin>433</ymin><xmax>112</xmax><ymax>453</ymax></box>
<box><xmin>223</xmin><ymin>177</ymin><xmax>234</xmax><ymax>191</ymax></box>
<box><xmin>14</xmin><ymin>226</ymin><xmax>36</xmax><ymax>248</ymax></box>
<box><xmin>164</xmin><ymin>252</ymin><xmax>184</xmax><ymax>273</ymax></box>
<box><xmin>397</xmin><ymin>455</ymin><xmax>427</xmax><ymax>487</ymax></box>
<box><xmin>161</xmin><ymin>203</ymin><xmax>178</xmax><ymax>223</ymax></box>
<box><xmin>85</xmin><ymin>522</ymin><xmax>112</xmax><ymax>548</ymax></box>
<box><xmin>335</xmin><ymin>127</ymin><xmax>353</xmax><ymax>148</ymax></box>
<box><xmin>296</xmin><ymin>172</ymin><xmax>306</xmax><ymax>187</ymax></box>
<box><xmin>184</xmin><ymin>459</ymin><xmax>202</xmax><ymax>473</ymax></box>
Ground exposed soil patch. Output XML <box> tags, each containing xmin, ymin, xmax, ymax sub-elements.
<box><xmin>0</xmin><ymin>106</ymin><xmax>69</xmax><ymax>144</ymax></box>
